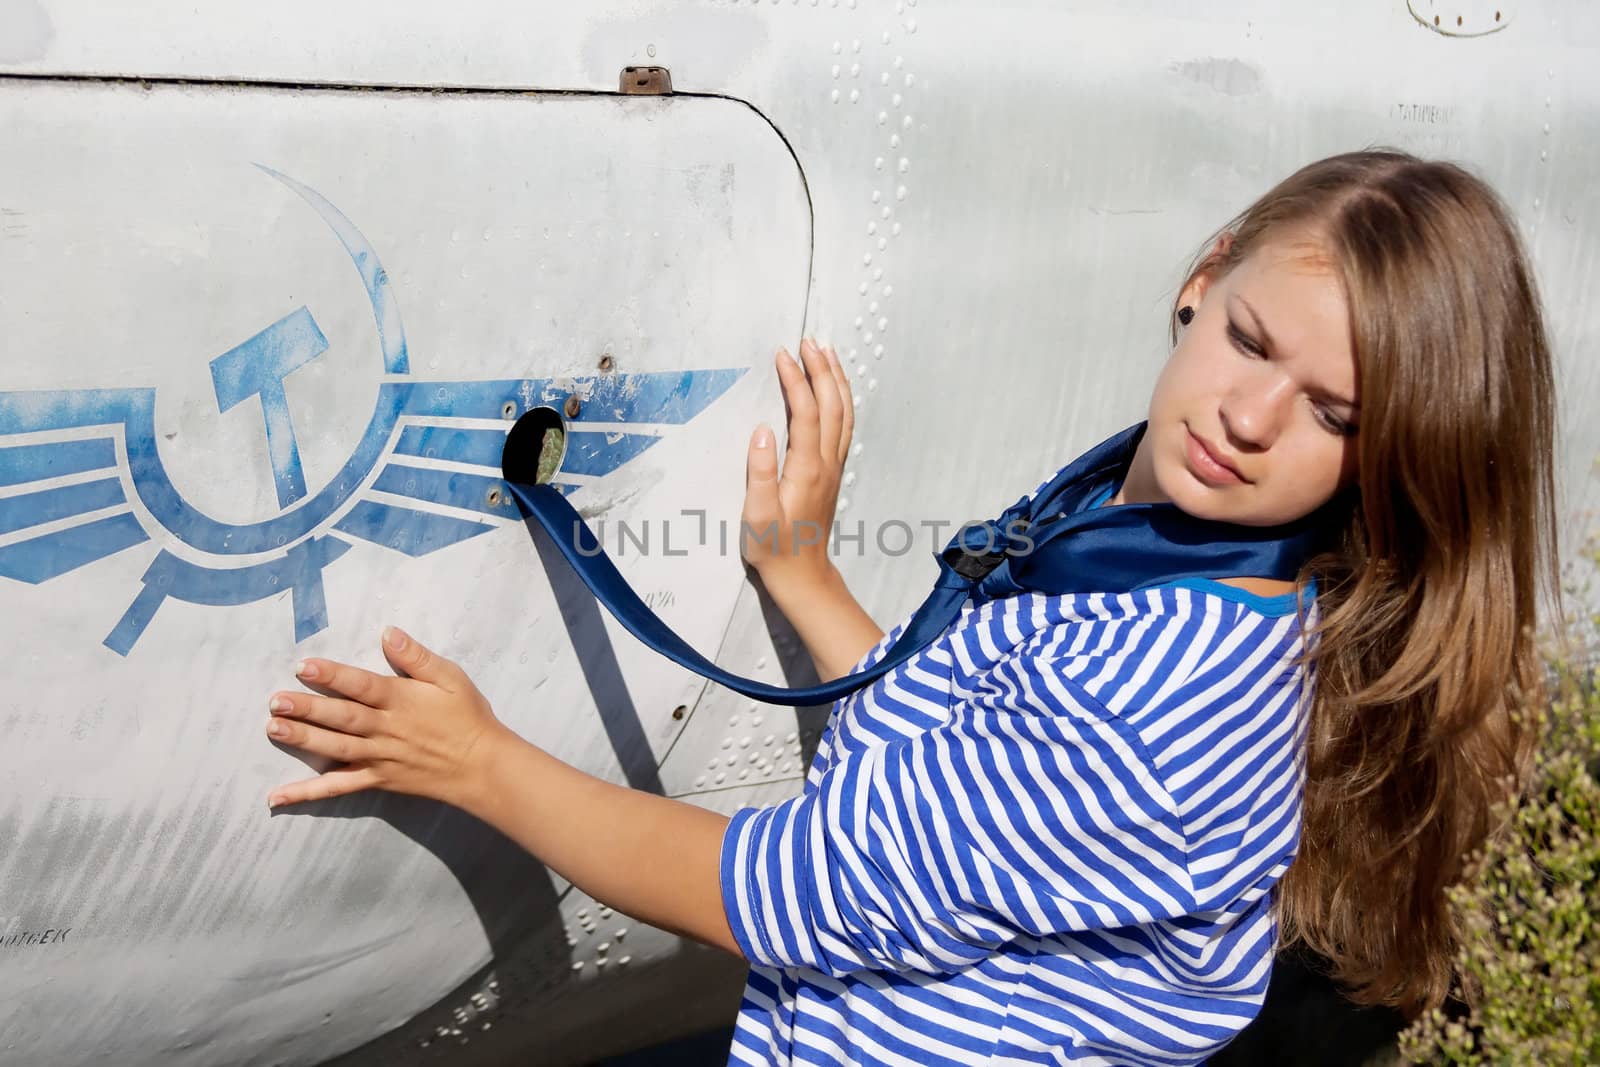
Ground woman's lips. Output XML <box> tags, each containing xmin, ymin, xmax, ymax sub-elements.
<box><xmin>1184</xmin><ymin>428</ymin><xmax>1246</xmax><ymax>486</ymax></box>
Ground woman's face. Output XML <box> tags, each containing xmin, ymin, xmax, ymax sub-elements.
<box><xmin>1121</xmin><ymin>228</ymin><xmax>1360</xmax><ymax>527</ymax></box>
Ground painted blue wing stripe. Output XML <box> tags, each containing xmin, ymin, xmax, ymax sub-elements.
<box><xmin>394</xmin><ymin>425</ymin><xmax>508</xmax><ymax>469</ymax></box>
<box><xmin>579</xmin><ymin>368</ymin><xmax>746</xmax><ymax>424</ymax></box>
<box><xmin>334</xmin><ymin>500</ymin><xmax>494</xmax><ymax>558</ymax></box>
<box><xmin>0</xmin><ymin>388</ymin><xmax>150</xmax><ymax>434</ymax></box>
<box><xmin>393</xmin><ymin>423</ymin><xmax>664</xmax><ymax>480</ymax></box>
<box><xmin>399</xmin><ymin>368</ymin><xmax>746</xmax><ymax>425</ymax></box>
<box><xmin>0</xmin><ymin>370</ymin><xmax>739</xmax><ymax>557</ymax></box>
<box><xmin>0</xmin><ymin>477</ymin><xmax>127</xmax><ymax>537</ymax></box>
<box><xmin>0</xmin><ymin>512</ymin><xmax>149</xmax><ymax>584</ymax></box>
<box><xmin>562</xmin><ymin>430</ymin><xmax>663</xmax><ymax>478</ymax></box>
<box><xmin>0</xmin><ymin>438</ymin><xmax>117</xmax><ymax>488</ymax></box>
<box><xmin>372</xmin><ymin>464</ymin><xmax>520</xmax><ymax>522</ymax></box>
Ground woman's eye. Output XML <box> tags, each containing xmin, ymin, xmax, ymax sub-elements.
<box><xmin>1226</xmin><ymin>321</ymin><xmax>1264</xmax><ymax>358</ymax></box>
<box><xmin>1314</xmin><ymin>405</ymin><xmax>1357</xmax><ymax>436</ymax></box>
<box><xmin>1224</xmin><ymin>317</ymin><xmax>1357</xmax><ymax>436</ymax></box>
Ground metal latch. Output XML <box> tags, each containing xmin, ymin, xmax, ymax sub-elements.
<box><xmin>620</xmin><ymin>66</ymin><xmax>673</xmax><ymax>95</ymax></box>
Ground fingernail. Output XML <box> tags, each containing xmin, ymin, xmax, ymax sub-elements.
<box><xmin>384</xmin><ymin>626</ymin><xmax>407</xmax><ymax>651</ymax></box>
<box><xmin>779</xmin><ymin>348</ymin><xmax>799</xmax><ymax>365</ymax></box>
<box><xmin>267</xmin><ymin>720</ymin><xmax>287</xmax><ymax>738</ymax></box>
<box><xmin>269</xmin><ymin>697</ymin><xmax>290</xmax><ymax>713</ymax></box>
<box><xmin>267</xmin><ymin>794</ymin><xmax>285</xmax><ymax>809</ymax></box>
<box><xmin>753</xmin><ymin>425</ymin><xmax>772</xmax><ymax>449</ymax></box>
<box><xmin>296</xmin><ymin>660</ymin><xmax>316</xmax><ymax>680</ymax></box>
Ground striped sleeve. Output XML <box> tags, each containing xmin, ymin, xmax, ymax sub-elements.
<box><xmin>717</xmin><ymin>659</ymin><xmax>1198</xmax><ymax>977</ymax></box>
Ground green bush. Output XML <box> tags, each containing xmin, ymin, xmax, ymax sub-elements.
<box><xmin>1398</xmin><ymin>621</ymin><xmax>1600</xmax><ymax>1064</ymax></box>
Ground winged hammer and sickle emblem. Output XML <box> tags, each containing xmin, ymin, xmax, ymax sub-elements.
<box><xmin>0</xmin><ymin>166</ymin><xmax>744</xmax><ymax>655</ymax></box>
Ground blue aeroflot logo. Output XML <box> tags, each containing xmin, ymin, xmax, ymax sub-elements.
<box><xmin>0</xmin><ymin>166</ymin><xmax>742</xmax><ymax>656</ymax></box>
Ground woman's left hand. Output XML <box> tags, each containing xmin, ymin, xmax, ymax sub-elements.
<box><xmin>265</xmin><ymin>626</ymin><xmax>510</xmax><ymax>812</ymax></box>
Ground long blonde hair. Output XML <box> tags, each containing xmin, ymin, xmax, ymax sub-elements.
<box><xmin>1173</xmin><ymin>149</ymin><xmax>1559</xmax><ymax>1015</ymax></box>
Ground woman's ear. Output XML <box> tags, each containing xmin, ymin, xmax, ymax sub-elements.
<box><xmin>1180</xmin><ymin>231</ymin><xmax>1237</xmax><ymax>310</ymax></box>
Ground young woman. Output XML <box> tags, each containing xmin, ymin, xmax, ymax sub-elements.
<box><xmin>262</xmin><ymin>149</ymin><xmax>1557</xmax><ymax>1064</ymax></box>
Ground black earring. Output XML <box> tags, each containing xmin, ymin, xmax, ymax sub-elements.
<box><xmin>1177</xmin><ymin>306</ymin><xmax>1195</xmax><ymax>326</ymax></box>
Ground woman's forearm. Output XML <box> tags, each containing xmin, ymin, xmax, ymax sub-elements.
<box><xmin>456</xmin><ymin>728</ymin><xmax>742</xmax><ymax>957</ymax></box>
<box><xmin>763</xmin><ymin>565</ymin><xmax>885</xmax><ymax>682</ymax></box>
<box><xmin>443</xmin><ymin>565</ymin><xmax>880</xmax><ymax>955</ymax></box>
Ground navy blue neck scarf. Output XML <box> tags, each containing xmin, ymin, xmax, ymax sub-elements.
<box><xmin>505</xmin><ymin>420</ymin><xmax>1342</xmax><ymax>707</ymax></box>
<box><xmin>943</xmin><ymin>421</ymin><xmax>1341</xmax><ymax>605</ymax></box>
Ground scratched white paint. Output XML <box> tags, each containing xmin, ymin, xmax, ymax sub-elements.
<box><xmin>3</xmin><ymin>2</ymin><xmax>1600</xmax><ymax>1064</ymax></box>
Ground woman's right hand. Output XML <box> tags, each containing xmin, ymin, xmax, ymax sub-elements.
<box><xmin>741</xmin><ymin>338</ymin><xmax>854</xmax><ymax>593</ymax></box>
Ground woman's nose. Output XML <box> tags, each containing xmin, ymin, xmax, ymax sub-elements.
<box><xmin>1219</xmin><ymin>369</ymin><xmax>1295</xmax><ymax>449</ymax></box>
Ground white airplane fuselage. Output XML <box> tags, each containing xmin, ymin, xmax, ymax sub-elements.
<box><xmin>1</xmin><ymin>2</ymin><xmax>1596</xmax><ymax>1063</ymax></box>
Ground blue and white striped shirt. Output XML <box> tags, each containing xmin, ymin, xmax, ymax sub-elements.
<box><xmin>718</xmin><ymin>577</ymin><xmax>1316</xmax><ymax>1065</ymax></box>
